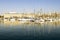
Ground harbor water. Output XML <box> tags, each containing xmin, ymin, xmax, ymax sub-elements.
<box><xmin>0</xmin><ymin>22</ymin><xmax>60</xmax><ymax>40</ymax></box>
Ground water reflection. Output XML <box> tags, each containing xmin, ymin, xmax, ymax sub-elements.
<box><xmin>3</xmin><ymin>21</ymin><xmax>60</xmax><ymax>26</ymax></box>
<box><xmin>0</xmin><ymin>21</ymin><xmax>60</xmax><ymax>39</ymax></box>
<box><xmin>0</xmin><ymin>21</ymin><xmax>60</xmax><ymax>33</ymax></box>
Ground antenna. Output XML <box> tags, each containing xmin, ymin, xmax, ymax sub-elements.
<box><xmin>34</xmin><ymin>9</ymin><xmax>35</xmax><ymax>14</ymax></box>
<box><xmin>40</xmin><ymin>8</ymin><xmax>42</xmax><ymax>14</ymax></box>
<box><xmin>38</xmin><ymin>8</ymin><xmax>42</xmax><ymax>15</ymax></box>
<box><xmin>23</xmin><ymin>9</ymin><xmax>25</xmax><ymax>14</ymax></box>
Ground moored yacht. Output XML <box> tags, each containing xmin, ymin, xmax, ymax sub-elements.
<box><xmin>10</xmin><ymin>18</ymin><xmax>15</xmax><ymax>22</ymax></box>
<box><xmin>17</xmin><ymin>18</ymin><xmax>34</xmax><ymax>23</ymax></box>
<box><xmin>35</xmin><ymin>19</ymin><xmax>44</xmax><ymax>23</ymax></box>
<box><xmin>45</xmin><ymin>18</ymin><xmax>54</xmax><ymax>22</ymax></box>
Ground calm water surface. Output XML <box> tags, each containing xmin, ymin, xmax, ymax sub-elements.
<box><xmin>0</xmin><ymin>22</ymin><xmax>60</xmax><ymax>40</ymax></box>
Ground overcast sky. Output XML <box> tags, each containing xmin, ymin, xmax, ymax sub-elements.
<box><xmin>0</xmin><ymin>0</ymin><xmax>60</xmax><ymax>13</ymax></box>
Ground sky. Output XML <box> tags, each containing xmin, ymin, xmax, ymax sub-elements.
<box><xmin>0</xmin><ymin>0</ymin><xmax>60</xmax><ymax>13</ymax></box>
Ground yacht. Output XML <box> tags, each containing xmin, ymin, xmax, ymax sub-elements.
<box><xmin>18</xmin><ymin>18</ymin><xmax>34</xmax><ymax>23</ymax></box>
<box><xmin>35</xmin><ymin>19</ymin><xmax>44</xmax><ymax>23</ymax></box>
<box><xmin>45</xmin><ymin>18</ymin><xmax>53</xmax><ymax>22</ymax></box>
<box><xmin>10</xmin><ymin>18</ymin><xmax>15</xmax><ymax>22</ymax></box>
